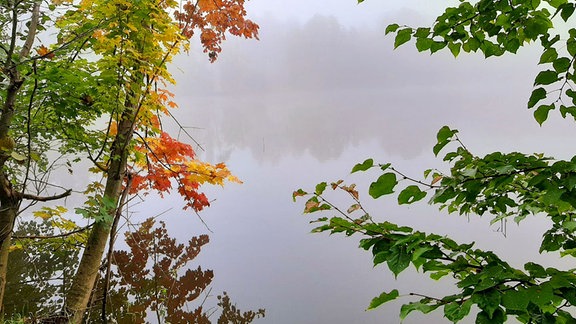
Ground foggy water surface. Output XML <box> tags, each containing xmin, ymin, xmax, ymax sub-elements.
<box><xmin>148</xmin><ymin>6</ymin><xmax>576</xmax><ymax>324</ymax></box>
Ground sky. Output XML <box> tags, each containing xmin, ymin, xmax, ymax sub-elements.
<box><xmin>121</xmin><ymin>0</ymin><xmax>576</xmax><ymax>323</ymax></box>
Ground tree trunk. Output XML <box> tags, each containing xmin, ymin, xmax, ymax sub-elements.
<box><xmin>65</xmin><ymin>107</ymin><xmax>136</xmax><ymax>323</ymax></box>
<box><xmin>0</xmin><ymin>68</ymin><xmax>24</xmax><ymax>318</ymax></box>
<box><xmin>0</xmin><ymin>1</ymin><xmax>40</xmax><ymax>315</ymax></box>
<box><xmin>0</xmin><ymin>199</ymin><xmax>18</xmax><ymax>319</ymax></box>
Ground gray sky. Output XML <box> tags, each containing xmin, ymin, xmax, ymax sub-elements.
<box><xmin>141</xmin><ymin>1</ymin><xmax>576</xmax><ymax>323</ymax></box>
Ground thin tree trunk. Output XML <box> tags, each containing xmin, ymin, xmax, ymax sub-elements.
<box><xmin>0</xmin><ymin>1</ymin><xmax>40</xmax><ymax>315</ymax></box>
<box><xmin>0</xmin><ymin>71</ymin><xmax>24</xmax><ymax>318</ymax></box>
<box><xmin>65</xmin><ymin>106</ymin><xmax>136</xmax><ymax>323</ymax></box>
<box><xmin>0</xmin><ymin>200</ymin><xmax>17</xmax><ymax>319</ymax></box>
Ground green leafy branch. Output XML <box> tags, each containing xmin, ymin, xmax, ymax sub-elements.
<box><xmin>382</xmin><ymin>0</ymin><xmax>576</xmax><ymax>126</ymax></box>
<box><xmin>295</xmin><ymin>179</ymin><xmax>576</xmax><ymax>323</ymax></box>
<box><xmin>294</xmin><ymin>126</ymin><xmax>576</xmax><ymax>323</ymax></box>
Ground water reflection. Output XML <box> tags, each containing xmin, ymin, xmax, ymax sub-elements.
<box><xmin>171</xmin><ymin>15</ymin><xmax>574</xmax><ymax>164</ymax></box>
<box><xmin>6</xmin><ymin>219</ymin><xmax>264</xmax><ymax>323</ymax></box>
<box><xmin>157</xmin><ymin>13</ymin><xmax>576</xmax><ymax>324</ymax></box>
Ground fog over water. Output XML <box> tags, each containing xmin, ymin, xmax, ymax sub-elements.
<box><xmin>137</xmin><ymin>2</ymin><xmax>576</xmax><ymax>323</ymax></box>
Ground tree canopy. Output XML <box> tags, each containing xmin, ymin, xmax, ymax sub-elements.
<box><xmin>0</xmin><ymin>0</ymin><xmax>259</xmax><ymax>322</ymax></box>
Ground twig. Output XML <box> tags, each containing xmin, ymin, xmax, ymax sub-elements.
<box><xmin>13</xmin><ymin>223</ymin><xmax>93</xmax><ymax>240</ymax></box>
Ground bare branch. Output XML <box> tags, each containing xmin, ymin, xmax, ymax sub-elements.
<box><xmin>20</xmin><ymin>189</ymin><xmax>72</xmax><ymax>202</ymax></box>
<box><xmin>13</xmin><ymin>223</ymin><xmax>93</xmax><ymax>240</ymax></box>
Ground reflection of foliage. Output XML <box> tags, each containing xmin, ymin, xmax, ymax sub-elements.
<box><xmin>5</xmin><ymin>220</ymin><xmax>79</xmax><ymax>319</ymax></box>
<box><xmin>89</xmin><ymin>218</ymin><xmax>264</xmax><ymax>323</ymax></box>
<box><xmin>216</xmin><ymin>292</ymin><xmax>265</xmax><ymax>324</ymax></box>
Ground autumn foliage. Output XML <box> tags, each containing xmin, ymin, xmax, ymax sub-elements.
<box><xmin>107</xmin><ymin>218</ymin><xmax>213</xmax><ymax>323</ymax></box>
<box><xmin>50</xmin><ymin>0</ymin><xmax>260</xmax><ymax>320</ymax></box>
<box><xmin>93</xmin><ymin>218</ymin><xmax>264</xmax><ymax>323</ymax></box>
<box><xmin>176</xmin><ymin>0</ymin><xmax>259</xmax><ymax>61</ymax></box>
<box><xmin>130</xmin><ymin>131</ymin><xmax>241</xmax><ymax>211</ymax></box>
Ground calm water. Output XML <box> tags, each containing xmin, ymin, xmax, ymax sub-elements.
<box><xmin>7</xmin><ymin>2</ymin><xmax>576</xmax><ymax>323</ymax></box>
<box><xmin>135</xmin><ymin>9</ymin><xmax>576</xmax><ymax>324</ymax></box>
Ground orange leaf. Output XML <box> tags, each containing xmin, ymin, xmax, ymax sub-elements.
<box><xmin>167</xmin><ymin>101</ymin><xmax>178</xmax><ymax>108</ymax></box>
<box><xmin>36</xmin><ymin>45</ymin><xmax>54</xmax><ymax>59</ymax></box>
<box><xmin>197</xmin><ymin>0</ymin><xmax>220</xmax><ymax>11</ymax></box>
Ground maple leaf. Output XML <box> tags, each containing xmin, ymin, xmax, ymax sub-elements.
<box><xmin>36</xmin><ymin>45</ymin><xmax>55</xmax><ymax>59</ymax></box>
<box><xmin>129</xmin><ymin>132</ymin><xmax>239</xmax><ymax>211</ymax></box>
<box><xmin>175</xmin><ymin>0</ymin><xmax>259</xmax><ymax>62</ymax></box>
<box><xmin>197</xmin><ymin>0</ymin><xmax>221</xmax><ymax>11</ymax></box>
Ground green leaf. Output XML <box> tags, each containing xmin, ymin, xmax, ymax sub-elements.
<box><xmin>367</xmin><ymin>290</ymin><xmax>399</xmax><ymax>310</ymax></box>
<box><xmin>534</xmin><ymin>104</ymin><xmax>554</xmax><ymax>125</ymax></box>
<box><xmin>559</xmin><ymin>287</ymin><xmax>576</xmax><ymax>305</ymax></box>
<box><xmin>561</xmin><ymin>3</ymin><xmax>575</xmax><ymax>22</ymax></box>
<box><xmin>476</xmin><ymin>308</ymin><xmax>506</xmax><ymax>324</ymax></box>
<box><xmin>539</xmin><ymin>48</ymin><xmax>558</xmax><ymax>64</ymax></box>
<box><xmin>562</xmin><ymin>221</ymin><xmax>576</xmax><ymax>231</ymax></box>
<box><xmin>369</xmin><ymin>173</ymin><xmax>397</xmax><ymax>198</ymax></box>
<box><xmin>501</xmin><ymin>288</ymin><xmax>530</xmax><ymax>311</ymax></box>
<box><xmin>315</xmin><ymin>182</ymin><xmax>327</xmax><ymax>195</ymax></box>
<box><xmin>398</xmin><ymin>185</ymin><xmax>427</xmax><ymax>204</ymax></box>
<box><xmin>460</xmin><ymin>167</ymin><xmax>477</xmax><ymax>177</ymax></box>
<box><xmin>466</xmin><ymin>38</ymin><xmax>481</xmax><ymax>52</ymax></box>
<box><xmin>567</xmin><ymin>37</ymin><xmax>576</xmax><ymax>56</ymax></box>
<box><xmin>524</xmin><ymin>16</ymin><xmax>551</xmax><ymax>39</ymax></box>
<box><xmin>437</xmin><ymin>126</ymin><xmax>456</xmax><ymax>142</ymax></box>
<box><xmin>351</xmin><ymin>158</ymin><xmax>374</xmax><ymax>173</ymax></box>
<box><xmin>473</xmin><ymin>289</ymin><xmax>501</xmax><ymax>318</ymax></box>
<box><xmin>10</xmin><ymin>151</ymin><xmax>26</xmax><ymax>162</ymax></box>
<box><xmin>534</xmin><ymin>70</ymin><xmax>558</xmax><ymax>85</ymax></box>
<box><xmin>415</xmin><ymin>37</ymin><xmax>433</xmax><ymax>52</ymax></box>
<box><xmin>448</xmin><ymin>42</ymin><xmax>461</xmax><ymax>57</ymax></box>
<box><xmin>553</xmin><ymin>57</ymin><xmax>571</xmax><ymax>73</ymax></box>
<box><xmin>433</xmin><ymin>141</ymin><xmax>450</xmax><ymax>156</ymax></box>
<box><xmin>380</xmin><ymin>163</ymin><xmax>391</xmax><ymax>171</ymax></box>
<box><xmin>387</xmin><ymin>247</ymin><xmax>411</xmax><ymax>277</ymax></box>
<box><xmin>412</xmin><ymin>246</ymin><xmax>433</xmax><ymax>261</ymax></box>
<box><xmin>430</xmin><ymin>41</ymin><xmax>447</xmax><ymax>53</ymax></box>
<box><xmin>433</xmin><ymin>126</ymin><xmax>457</xmax><ymax>156</ymax></box>
<box><xmin>394</xmin><ymin>28</ymin><xmax>412</xmax><ymax>48</ymax></box>
<box><xmin>30</xmin><ymin>151</ymin><xmax>41</xmax><ymax>162</ymax></box>
<box><xmin>524</xmin><ymin>262</ymin><xmax>547</xmax><ymax>277</ymax></box>
<box><xmin>414</xmin><ymin>27</ymin><xmax>430</xmax><ymax>38</ymax></box>
<box><xmin>430</xmin><ymin>270</ymin><xmax>450</xmax><ymax>280</ymax></box>
<box><xmin>548</xmin><ymin>0</ymin><xmax>571</xmax><ymax>10</ymax></box>
<box><xmin>505</xmin><ymin>37</ymin><xmax>520</xmax><ymax>53</ymax></box>
<box><xmin>567</xmin><ymin>88</ymin><xmax>576</xmax><ymax>105</ymax></box>
<box><xmin>526</xmin><ymin>283</ymin><xmax>554</xmax><ymax>308</ymax></box>
<box><xmin>385</xmin><ymin>23</ymin><xmax>399</xmax><ymax>35</ymax></box>
<box><xmin>444</xmin><ymin>299</ymin><xmax>472</xmax><ymax>323</ymax></box>
<box><xmin>400</xmin><ymin>301</ymin><xmax>437</xmax><ymax>320</ymax></box>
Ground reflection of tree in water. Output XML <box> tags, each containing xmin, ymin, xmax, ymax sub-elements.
<box><xmin>6</xmin><ymin>219</ymin><xmax>264</xmax><ymax>323</ymax></box>
<box><xmin>86</xmin><ymin>218</ymin><xmax>265</xmax><ymax>323</ymax></box>
<box><xmin>5</xmin><ymin>220</ymin><xmax>80</xmax><ymax>319</ymax></box>
<box><xmin>175</xmin><ymin>15</ymin><xmax>550</xmax><ymax>164</ymax></box>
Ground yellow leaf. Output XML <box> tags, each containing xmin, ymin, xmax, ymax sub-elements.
<box><xmin>33</xmin><ymin>210</ymin><xmax>52</xmax><ymax>220</ymax></box>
